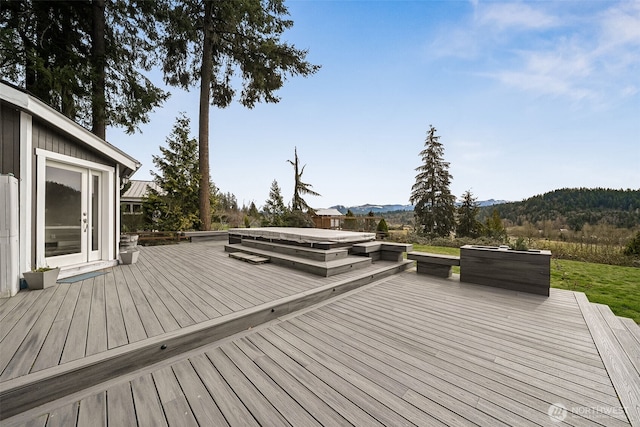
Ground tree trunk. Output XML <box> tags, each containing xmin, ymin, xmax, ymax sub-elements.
<box><xmin>91</xmin><ymin>0</ymin><xmax>106</xmax><ymax>139</ymax></box>
<box><xmin>198</xmin><ymin>2</ymin><xmax>213</xmax><ymax>231</ymax></box>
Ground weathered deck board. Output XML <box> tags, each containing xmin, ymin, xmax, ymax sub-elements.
<box><xmin>205</xmin><ymin>347</ymin><xmax>290</xmax><ymax>427</ymax></box>
<box><xmin>1</xmin><ymin>241</ymin><xmax>636</xmax><ymax>427</ymax></box>
<box><xmin>0</xmin><ymin>286</ymin><xmax>60</xmax><ymax>376</ymax></box>
<box><xmin>103</xmin><ymin>271</ymin><xmax>128</xmax><ymax>349</ymax></box>
<box><xmin>105</xmin><ymin>381</ymin><xmax>136</xmax><ymax>426</ymax></box>
<box><xmin>152</xmin><ymin>366</ymin><xmax>198</xmax><ymax>426</ymax></box>
<box><xmin>76</xmin><ymin>391</ymin><xmax>105</xmax><ymax>426</ymax></box>
<box><xmin>30</xmin><ymin>282</ymin><xmax>82</xmax><ymax>373</ymax></box>
<box><xmin>0</xmin><ymin>284</ymin><xmax>69</xmax><ymax>380</ymax></box>
<box><xmin>188</xmin><ymin>353</ymin><xmax>259</xmax><ymax>426</ymax></box>
<box><xmin>59</xmin><ymin>278</ymin><xmax>93</xmax><ymax>364</ymax></box>
<box><xmin>85</xmin><ymin>274</ymin><xmax>107</xmax><ymax>356</ymax></box>
<box><xmin>44</xmin><ymin>401</ymin><xmax>78</xmax><ymax>427</ymax></box>
<box><xmin>111</xmin><ymin>267</ymin><xmax>147</xmax><ymax>344</ymax></box>
<box><xmin>130</xmin><ymin>373</ymin><xmax>167</xmax><ymax>427</ymax></box>
<box><xmin>305</xmin><ymin>303</ymin><xmax>625</xmax><ymax>425</ymax></box>
<box><xmin>171</xmin><ymin>359</ymin><xmax>229</xmax><ymax>426</ymax></box>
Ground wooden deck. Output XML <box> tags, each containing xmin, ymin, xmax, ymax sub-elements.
<box><xmin>1</xmin><ymin>241</ymin><xmax>639</xmax><ymax>426</ymax></box>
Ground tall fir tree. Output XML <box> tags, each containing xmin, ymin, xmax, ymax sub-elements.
<box><xmin>457</xmin><ymin>189</ymin><xmax>483</xmax><ymax>238</ymax></box>
<box><xmin>262</xmin><ymin>180</ymin><xmax>288</xmax><ymax>226</ymax></box>
<box><xmin>144</xmin><ymin>113</ymin><xmax>209</xmax><ymax>231</ymax></box>
<box><xmin>159</xmin><ymin>0</ymin><xmax>320</xmax><ymax>230</ymax></box>
<box><xmin>0</xmin><ymin>0</ymin><xmax>168</xmax><ymax>138</ymax></box>
<box><xmin>410</xmin><ymin>125</ymin><xmax>456</xmax><ymax>238</ymax></box>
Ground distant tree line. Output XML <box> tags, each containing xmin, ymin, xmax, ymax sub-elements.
<box><xmin>480</xmin><ymin>188</ymin><xmax>640</xmax><ymax>230</ymax></box>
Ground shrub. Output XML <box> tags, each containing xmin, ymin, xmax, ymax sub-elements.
<box><xmin>624</xmin><ymin>231</ymin><xmax>640</xmax><ymax>257</ymax></box>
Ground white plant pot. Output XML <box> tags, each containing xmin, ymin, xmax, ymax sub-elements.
<box><xmin>23</xmin><ymin>268</ymin><xmax>60</xmax><ymax>290</ymax></box>
<box><xmin>120</xmin><ymin>250</ymin><xmax>140</xmax><ymax>265</ymax></box>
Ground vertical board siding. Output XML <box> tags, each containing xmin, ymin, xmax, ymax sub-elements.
<box><xmin>0</xmin><ymin>102</ymin><xmax>21</xmax><ymax>179</ymax></box>
<box><xmin>32</xmin><ymin>119</ymin><xmax>111</xmax><ymax>166</ymax></box>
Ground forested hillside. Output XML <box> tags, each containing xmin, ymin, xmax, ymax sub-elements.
<box><xmin>483</xmin><ymin>188</ymin><xmax>640</xmax><ymax>230</ymax></box>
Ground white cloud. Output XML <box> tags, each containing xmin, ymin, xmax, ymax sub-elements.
<box><xmin>432</xmin><ymin>1</ymin><xmax>640</xmax><ymax>104</ymax></box>
<box><xmin>476</xmin><ymin>2</ymin><xmax>559</xmax><ymax>30</ymax></box>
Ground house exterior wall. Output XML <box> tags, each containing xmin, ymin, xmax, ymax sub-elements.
<box><xmin>32</xmin><ymin>119</ymin><xmax>112</xmax><ymax>166</ymax></box>
<box><xmin>1</xmin><ymin>82</ymin><xmax>140</xmax><ymax>294</ymax></box>
<box><xmin>0</xmin><ymin>102</ymin><xmax>21</xmax><ymax>179</ymax></box>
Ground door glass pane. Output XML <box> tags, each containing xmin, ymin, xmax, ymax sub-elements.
<box><xmin>45</xmin><ymin>166</ymin><xmax>82</xmax><ymax>257</ymax></box>
<box><xmin>92</xmin><ymin>175</ymin><xmax>99</xmax><ymax>251</ymax></box>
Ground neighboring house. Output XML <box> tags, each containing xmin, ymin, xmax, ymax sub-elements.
<box><xmin>0</xmin><ymin>81</ymin><xmax>140</xmax><ymax>297</ymax></box>
<box><xmin>312</xmin><ymin>208</ymin><xmax>344</xmax><ymax>229</ymax></box>
<box><xmin>121</xmin><ymin>180</ymin><xmax>160</xmax><ymax>215</ymax></box>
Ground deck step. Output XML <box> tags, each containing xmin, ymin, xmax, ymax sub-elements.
<box><xmin>575</xmin><ymin>293</ymin><xmax>640</xmax><ymax>426</ymax></box>
<box><xmin>225</xmin><ymin>244</ymin><xmax>372</xmax><ymax>277</ymax></box>
<box><xmin>229</xmin><ymin>252</ymin><xmax>270</xmax><ymax>265</ymax></box>
<box><xmin>240</xmin><ymin>239</ymin><xmax>348</xmax><ymax>262</ymax></box>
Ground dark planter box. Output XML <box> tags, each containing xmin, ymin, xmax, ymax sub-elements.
<box><xmin>460</xmin><ymin>245</ymin><xmax>551</xmax><ymax>296</ymax></box>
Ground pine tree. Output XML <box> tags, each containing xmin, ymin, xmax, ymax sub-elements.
<box><xmin>410</xmin><ymin>125</ymin><xmax>456</xmax><ymax>238</ymax></box>
<box><xmin>344</xmin><ymin>209</ymin><xmax>357</xmax><ymax>230</ymax></box>
<box><xmin>262</xmin><ymin>180</ymin><xmax>288</xmax><ymax>227</ymax></box>
<box><xmin>144</xmin><ymin>113</ymin><xmax>206</xmax><ymax>231</ymax></box>
<box><xmin>160</xmin><ymin>0</ymin><xmax>320</xmax><ymax>230</ymax></box>
<box><xmin>288</xmin><ymin>147</ymin><xmax>321</xmax><ymax>213</ymax></box>
<box><xmin>485</xmin><ymin>209</ymin><xmax>507</xmax><ymax>241</ymax></box>
<box><xmin>457</xmin><ymin>190</ymin><xmax>483</xmax><ymax>238</ymax></box>
<box><xmin>0</xmin><ymin>0</ymin><xmax>168</xmax><ymax>138</ymax></box>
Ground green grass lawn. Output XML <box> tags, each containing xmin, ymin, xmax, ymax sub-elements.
<box><xmin>411</xmin><ymin>244</ymin><xmax>640</xmax><ymax>323</ymax></box>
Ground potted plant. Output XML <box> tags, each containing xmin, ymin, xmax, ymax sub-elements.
<box><xmin>120</xmin><ymin>232</ymin><xmax>139</xmax><ymax>251</ymax></box>
<box><xmin>23</xmin><ymin>266</ymin><xmax>60</xmax><ymax>290</ymax></box>
<box><xmin>120</xmin><ymin>249</ymin><xmax>140</xmax><ymax>265</ymax></box>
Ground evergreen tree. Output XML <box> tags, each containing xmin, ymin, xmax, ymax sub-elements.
<box><xmin>410</xmin><ymin>125</ymin><xmax>456</xmax><ymax>238</ymax></box>
<box><xmin>160</xmin><ymin>0</ymin><xmax>320</xmax><ymax>231</ymax></box>
<box><xmin>344</xmin><ymin>209</ymin><xmax>357</xmax><ymax>230</ymax></box>
<box><xmin>288</xmin><ymin>147</ymin><xmax>321</xmax><ymax>213</ymax></box>
<box><xmin>262</xmin><ymin>180</ymin><xmax>288</xmax><ymax>227</ymax></box>
<box><xmin>376</xmin><ymin>218</ymin><xmax>389</xmax><ymax>237</ymax></box>
<box><xmin>484</xmin><ymin>209</ymin><xmax>507</xmax><ymax>241</ymax></box>
<box><xmin>457</xmin><ymin>190</ymin><xmax>483</xmax><ymax>238</ymax></box>
<box><xmin>0</xmin><ymin>0</ymin><xmax>168</xmax><ymax>138</ymax></box>
<box><xmin>624</xmin><ymin>231</ymin><xmax>640</xmax><ymax>257</ymax></box>
<box><xmin>144</xmin><ymin>113</ymin><xmax>209</xmax><ymax>231</ymax></box>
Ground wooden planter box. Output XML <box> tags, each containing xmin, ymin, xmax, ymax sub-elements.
<box><xmin>23</xmin><ymin>268</ymin><xmax>60</xmax><ymax>290</ymax></box>
<box><xmin>460</xmin><ymin>245</ymin><xmax>551</xmax><ymax>296</ymax></box>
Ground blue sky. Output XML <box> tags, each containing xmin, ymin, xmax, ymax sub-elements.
<box><xmin>108</xmin><ymin>0</ymin><xmax>640</xmax><ymax>209</ymax></box>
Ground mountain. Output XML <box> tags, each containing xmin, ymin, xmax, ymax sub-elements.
<box><xmin>330</xmin><ymin>199</ymin><xmax>507</xmax><ymax>215</ymax></box>
<box><xmin>330</xmin><ymin>204</ymin><xmax>413</xmax><ymax>215</ymax></box>
<box><xmin>484</xmin><ymin>188</ymin><xmax>640</xmax><ymax>229</ymax></box>
<box><xmin>477</xmin><ymin>199</ymin><xmax>509</xmax><ymax>207</ymax></box>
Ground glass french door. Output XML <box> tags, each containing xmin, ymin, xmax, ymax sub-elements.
<box><xmin>44</xmin><ymin>162</ymin><xmax>102</xmax><ymax>266</ymax></box>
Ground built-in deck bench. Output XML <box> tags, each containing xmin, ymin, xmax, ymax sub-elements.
<box><xmin>352</xmin><ymin>242</ymin><xmax>413</xmax><ymax>262</ymax></box>
<box><xmin>407</xmin><ymin>251</ymin><xmax>460</xmax><ymax>278</ymax></box>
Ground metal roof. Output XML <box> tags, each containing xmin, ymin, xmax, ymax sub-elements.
<box><xmin>121</xmin><ymin>180</ymin><xmax>161</xmax><ymax>201</ymax></box>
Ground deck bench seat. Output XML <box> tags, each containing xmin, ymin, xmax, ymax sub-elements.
<box><xmin>407</xmin><ymin>251</ymin><xmax>460</xmax><ymax>278</ymax></box>
<box><xmin>352</xmin><ymin>242</ymin><xmax>413</xmax><ymax>262</ymax></box>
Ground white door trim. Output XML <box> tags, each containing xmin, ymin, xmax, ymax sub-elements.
<box><xmin>35</xmin><ymin>150</ymin><xmax>115</xmax><ymax>268</ymax></box>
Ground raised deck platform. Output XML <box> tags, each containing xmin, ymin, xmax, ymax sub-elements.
<box><xmin>226</xmin><ymin>228</ymin><xmax>392</xmax><ymax>277</ymax></box>
<box><xmin>229</xmin><ymin>227</ymin><xmax>376</xmax><ymax>249</ymax></box>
